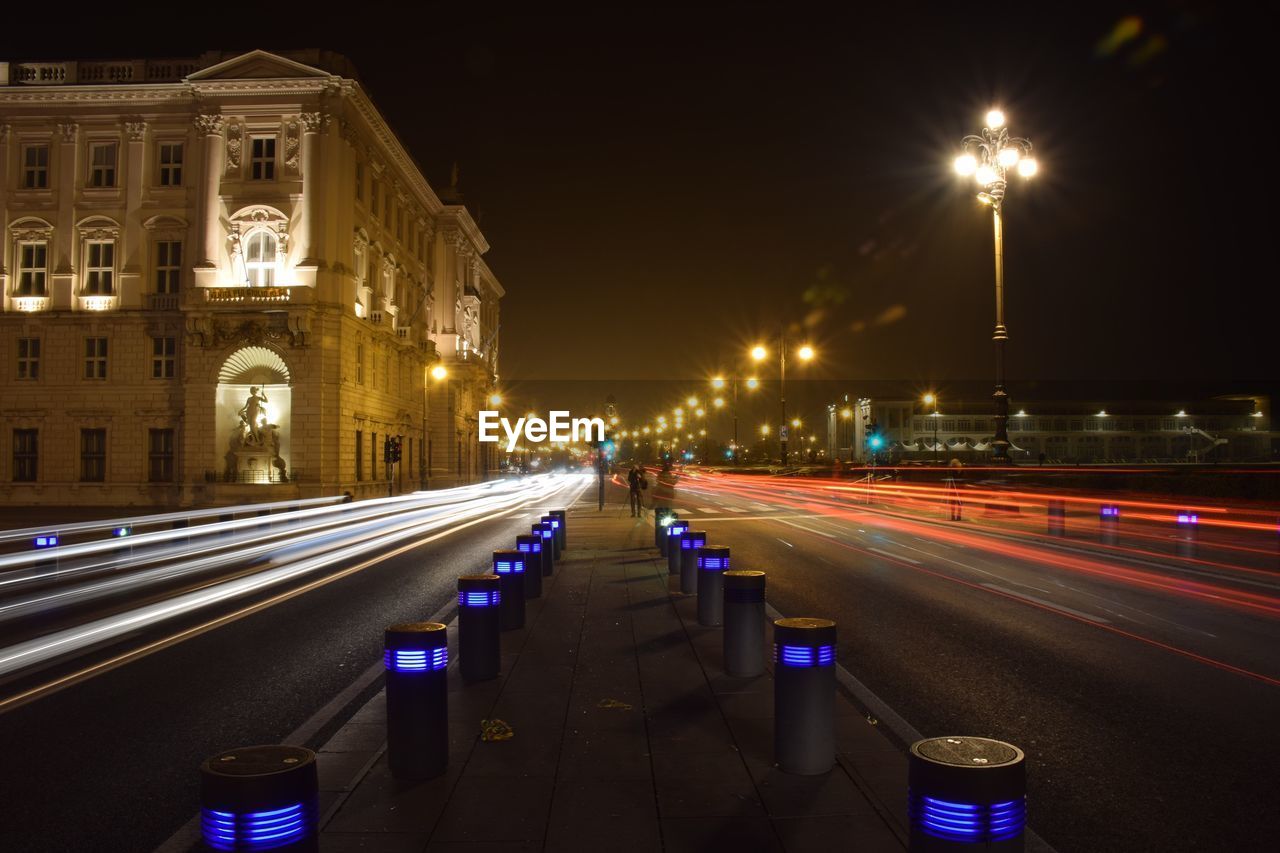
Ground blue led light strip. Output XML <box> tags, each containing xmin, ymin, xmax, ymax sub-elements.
<box><xmin>548</xmin><ymin>519</ymin><xmax>560</xmax><ymax>529</ymax></box>
<box><xmin>383</xmin><ymin>647</ymin><xmax>447</xmax><ymax>672</ymax></box>
<box><xmin>908</xmin><ymin>792</ymin><xmax>1025</xmax><ymax>843</ymax></box>
<box><xmin>201</xmin><ymin>802</ymin><xmax>308</xmax><ymax>850</ymax></box>
<box><xmin>539</xmin><ymin>529</ymin><xmax>554</xmax><ymax>539</ymax></box>
<box><xmin>698</xmin><ymin>557</ymin><xmax>728</xmax><ymax>570</ymax></box>
<box><xmin>775</xmin><ymin>644</ymin><xmax>836</xmax><ymax>667</ymax></box>
<box><xmin>494</xmin><ymin>560</ymin><xmax>525</xmax><ymax>574</ymax></box>
<box><xmin>681</xmin><ymin>537</ymin><xmax>706</xmax><ymax>549</ymax></box>
<box><xmin>458</xmin><ymin>590</ymin><xmax>501</xmax><ymax>607</ymax></box>
<box><xmin>517</xmin><ymin>542</ymin><xmax>541</xmax><ymax>553</ymax></box>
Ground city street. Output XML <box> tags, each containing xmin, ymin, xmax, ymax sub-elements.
<box><xmin>0</xmin><ymin>475</ymin><xmax>587</xmax><ymax>853</ymax></box>
<box><xmin>663</xmin><ymin>471</ymin><xmax>1280</xmax><ymax>852</ymax></box>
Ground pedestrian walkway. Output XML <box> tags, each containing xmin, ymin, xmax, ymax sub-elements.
<box><xmin>315</xmin><ymin>492</ymin><xmax>910</xmax><ymax>852</ymax></box>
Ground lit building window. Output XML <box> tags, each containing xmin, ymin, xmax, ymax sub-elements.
<box><xmin>89</xmin><ymin>142</ymin><xmax>118</xmax><ymax>187</ymax></box>
<box><xmin>84</xmin><ymin>241</ymin><xmax>115</xmax><ymax>294</ymax></box>
<box><xmin>148</xmin><ymin>428</ymin><xmax>175</xmax><ymax>482</ymax></box>
<box><xmin>155</xmin><ymin>240</ymin><xmax>182</xmax><ymax>294</ymax></box>
<box><xmin>152</xmin><ymin>336</ymin><xmax>177</xmax><ymax>379</ymax></box>
<box><xmin>16</xmin><ymin>243</ymin><xmax>48</xmax><ymax>296</ymax></box>
<box><xmin>157</xmin><ymin>142</ymin><xmax>183</xmax><ymax>186</ymax></box>
<box><xmin>244</xmin><ymin>231</ymin><xmax>277</xmax><ymax>286</ymax></box>
<box><xmin>250</xmin><ymin>136</ymin><xmax>276</xmax><ymax>180</ymax></box>
<box><xmin>80</xmin><ymin>428</ymin><xmax>106</xmax><ymax>482</ymax></box>
<box><xmin>17</xmin><ymin>338</ymin><xmax>41</xmax><ymax>380</ymax></box>
<box><xmin>13</xmin><ymin>429</ymin><xmax>38</xmax><ymax>482</ymax></box>
<box><xmin>84</xmin><ymin>337</ymin><xmax>108</xmax><ymax>380</ymax></box>
<box><xmin>22</xmin><ymin>144</ymin><xmax>49</xmax><ymax>189</ymax></box>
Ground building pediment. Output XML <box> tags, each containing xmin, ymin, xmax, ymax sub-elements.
<box><xmin>186</xmin><ymin>50</ymin><xmax>331</xmax><ymax>82</ymax></box>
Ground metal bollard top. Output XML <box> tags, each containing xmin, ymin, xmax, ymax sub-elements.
<box><xmin>697</xmin><ymin>545</ymin><xmax>730</xmax><ymax>570</ymax></box>
<box><xmin>384</xmin><ymin>622</ymin><xmax>447</xmax><ymax>650</ymax></box>
<box><xmin>541</xmin><ymin>514</ymin><xmax>561</xmax><ymax>530</ymax></box>
<box><xmin>773</xmin><ymin>617</ymin><xmax>836</xmax><ymax>647</ymax></box>
<box><xmin>200</xmin><ymin>744</ymin><xmax>318</xmax><ymax>810</ymax></box>
<box><xmin>458</xmin><ymin>574</ymin><xmax>501</xmax><ymax>607</ymax></box>
<box><xmin>724</xmin><ymin>570</ymin><xmax>765</xmax><ymax>587</ymax></box>
<box><xmin>492</xmin><ymin>549</ymin><xmax>526</xmax><ymax>574</ymax></box>
<box><xmin>908</xmin><ymin>736</ymin><xmax>1026</xmax><ymax>835</ymax></box>
<box><xmin>679</xmin><ymin>530</ymin><xmax>708</xmax><ymax>549</ymax></box>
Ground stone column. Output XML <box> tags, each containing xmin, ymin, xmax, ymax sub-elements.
<box><xmin>121</xmin><ymin>119</ymin><xmax>146</xmax><ymax>308</ymax></box>
<box><xmin>52</xmin><ymin>120</ymin><xmax>78</xmax><ymax>309</ymax></box>
<box><xmin>194</xmin><ymin>113</ymin><xmax>224</xmax><ymax>276</ymax></box>
<box><xmin>298</xmin><ymin>111</ymin><xmax>328</xmax><ymax>270</ymax></box>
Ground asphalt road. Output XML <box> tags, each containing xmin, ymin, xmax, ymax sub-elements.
<box><xmin>667</xmin><ymin>472</ymin><xmax>1280</xmax><ymax>853</ymax></box>
<box><xmin>0</xmin><ymin>477</ymin><xmax>585</xmax><ymax>853</ymax></box>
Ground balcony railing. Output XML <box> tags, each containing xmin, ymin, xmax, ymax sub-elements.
<box><xmin>78</xmin><ymin>294</ymin><xmax>117</xmax><ymax>312</ymax></box>
<box><xmin>5</xmin><ymin>59</ymin><xmax>200</xmax><ymax>85</ymax></box>
<box><xmin>10</xmin><ymin>295</ymin><xmax>51</xmax><ymax>312</ymax></box>
<box><xmin>146</xmin><ymin>293</ymin><xmax>181</xmax><ymax>311</ymax></box>
<box><xmin>203</xmin><ymin>286</ymin><xmax>291</xmax><ymax>305</ymax></box>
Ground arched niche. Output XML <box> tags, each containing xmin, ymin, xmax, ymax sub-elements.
<box><xmin>216</xmin><ymin>346</ymin><xmax>293</xmax><ymax>482</ymax></box>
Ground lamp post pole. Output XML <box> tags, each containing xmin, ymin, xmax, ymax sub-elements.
<box><xmin>955</xmin><ymin>109</ymin><xmax>1037</xmax><ymax>465</ymax></box>
<box><xmin>779</xmin><ymin>335</ymin><xmax>788</xmax><ymax>465</ymax></box>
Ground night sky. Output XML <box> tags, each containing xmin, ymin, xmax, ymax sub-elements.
<box><xmin>6</xmin><ymin>4</ymin><xmax>1273</xmax><ymax>393</ymax></box>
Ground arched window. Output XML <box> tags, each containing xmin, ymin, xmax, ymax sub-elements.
<box><xmin>244</xmin><ymin>230</ymin><xmax>277</xmax><ymax>286</ymax></box>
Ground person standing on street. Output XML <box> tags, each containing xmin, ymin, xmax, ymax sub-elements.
<box><xmin>628</xmin><ymin>466</ymin><xmax>644</xmax><ymax>516</ymax></box>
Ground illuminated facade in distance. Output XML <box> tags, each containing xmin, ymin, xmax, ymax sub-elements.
<box><xmin>0</xmin><ymin>50</ymin><xmax>502</xmax><ymax>506</ymax></box>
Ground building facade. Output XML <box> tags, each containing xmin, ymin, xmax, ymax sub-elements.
<box><xmin>829</xmin><ymin>395</ymin><xmax>1274</xmax><ymax>463</ymax></box>
<box><xmin>0</xmin><ymin>50</ymin><xmax>502</xmax><ymax>506</ymax></box>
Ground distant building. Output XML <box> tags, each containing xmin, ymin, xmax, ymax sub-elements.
<box><xmin>829</xmin><ymin>393</ymin><xmax>1274</xmax><ymax>463</ymax></box>
<box><xmin>0</xmin><ymin>50</ymin><xmax>502</xmax><ymax>506</ymax></box>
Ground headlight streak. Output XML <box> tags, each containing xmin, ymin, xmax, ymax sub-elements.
<box><xmin>0</xmin><ymin>475</ymin><xmax>588</xmax><ymax>691</ymax></box>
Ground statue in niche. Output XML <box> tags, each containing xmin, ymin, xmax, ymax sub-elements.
<box><xmin>237</xmin><ymin>386</ymin><xmax>270</xmax><ymax>445</ymax></box>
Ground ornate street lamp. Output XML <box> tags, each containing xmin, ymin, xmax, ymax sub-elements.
<box><xmin>955</xmin><ymin>109</ymin><xmax>1037</xmax><ymax>463</ymax></box>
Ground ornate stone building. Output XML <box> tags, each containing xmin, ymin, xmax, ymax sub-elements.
<box><xmin>0</xmin><ymin>50</ymin><xmax>502</xmax><ymax>506</ymax></box>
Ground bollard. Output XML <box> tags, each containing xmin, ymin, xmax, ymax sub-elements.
<box><xmin>1046</xmin><ymin>500</ymin><xmax>1066</xmax><ymax>536</ymax></box>
<box><xmin>655</xmin><ymin>507</ymin><xmax>676</xmax><ymax>550</ymax></box>
<box><xmin>908</xmin><ymin>736</ymin><xmax>1026</xmax><ymax>851</ymax></box>
<box><xmin>493</xmin><ymin>549</ymin><xmax>527</xmax><ymax>631</ymax></box>
<box><xmin>659</xmin><ymin>512</ymin><xmax>681</xmax><ymax>557</ymax></box>
<box><xmin>1176</xmin><ymin>509</ymin><xmax>1198</xmax><ymax>559</ymax></box>
<box><xmin>533</xmin><ymin>522</ymin><xmax>555</xmax><ymax>577</ymax></box>
<box><xmin>515</xmin><ymin>534</ymin><xmax>544</xmax><ymax>600</ymax></box>
<box><xmin>773</xmin><ymin>617</ymin><xmax>836</xmax><ymax>775</ymax></box>
<box><xmin>541</xmin><ymin>515</ymin><xmax>562</xmax><ymax>560</ymax></box>
<box><xmin>696</xmin><ymin>546</ymin><xmax>730</xmax><ymax>626</ymax></box>
<box><xmin>723</xmin><ymin>571</ymin><xmax>766</xmax><ymax>676</ymax></box>
<box><xmin>678</xmin><ymin>530</ymin><xmax>708</xmax><ymax>592</ymax></box>
<box><xmin>384</xmin><ymin>622</ymin><xmax>449</xmax><ymax>781</ymax></box>
<box><xmin>1099</xmin><ymin>504</ymin><xmax>1120</xmax><ymax>545</ymax></box>
<box><xmin>550</xmin><ymin>509</ymin><xmax>567</xmax><ymax>552</ymax></box>
<box><xmin>663</xmin><ymin>519</ymin><xmax>688</xmax><ymax>564</ymax></box>
<box><xmin>200</xmin><ymin>745</ymin><xmax>319</xmax><ymax>852</ymax></box>
<box><xmin>457</xmin><ymin>574</ymin><xmax>501</xmax><ymax>682</ymax></box>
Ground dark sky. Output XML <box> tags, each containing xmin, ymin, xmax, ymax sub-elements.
<box><xmin>7</xmin><ymin>4</ymin><xmax>1274</xmax><ymax>392</ymax></box>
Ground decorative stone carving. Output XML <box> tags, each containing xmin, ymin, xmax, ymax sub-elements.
<box><xmin>225</xmin><ymin>123</ymin><xmax>242</xmax><ymax>173</ymax></box>
<box><xmin>0</xmin><ymin>124</ymin><xmax>10</xmax><ymax>142</ymax></box>
<box><xmin>339</xmin><ymin>119</ymin><xmax>359</xmax><ymax>147</ymax></box>
<box><xmin>57</xmin><ymin>121</ymin><xmax>78</xmax><ymax>142</ymax></box>
<box><xmin>300</xmin><ymin>111</ymin><xmax>330</xmax><ymax>133</ymax></box>
<box><xmin>284</xmin><ymin>120</ymin><xmax>300</xmax><ymax>172</ymax></box>
<box><xmin>124</xmin><ymin>119</ymin><xmax>146</xmax><ymax>141</ymax></box>
<box><xmin>193</xmin><ymin>112</ymin><xmax>224</xmax><ymax>136</ymax></box>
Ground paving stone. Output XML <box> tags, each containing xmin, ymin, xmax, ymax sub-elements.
<box><xmin>659</xmin><ymin>816</ymin><xmax>784</xmax><ymax>852</ymax></box>
<box><xmin>544</xmin><ymin>779</ymin><xmax>661</xmax><ymax>852</ymax></box>
<box><xmin>431</xmin><ymin>776</ymin><xmax>555</xmax><ymax>843</ymax></box>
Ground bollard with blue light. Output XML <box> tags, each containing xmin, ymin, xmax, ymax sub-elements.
<box><xmin>458</xmin><ymin>574</ymin><xmax>501</xmax><ymax>682</ymax></box>
<box><xmin>655</xmin><ymin>507</ymin><xmax>676</xmax><ymax>550</ymax></box>
<box><xmin>33</xmin><ymin>533</ymin><xmax>59</xmax><ymax>549</ymax></box>
<box><xmin>384</xmin><ymin>622</ymin><xmax>449</xmax><ymax>781</ymax></box>
<box><xmin>696</xmin><ymin>546</ymin><xmax>730</xmax><ymax>626</ymax></box>
<box><xmin>663</xmin><ymin>519</ymin><xmax>688</xmax><ymax>565</ymax></box>
<box><xmin>541</xmin><ymin>515</ymin><xmax>562</xmax><ymax>560</ymax></box>
<box><xmin>908</xmin><ymin>736</ymin><xmax>1026</xmax><ymax>852</ymax></box>
<box><xmin>723</xmin><ymin>571</ymin><xmax>766</xmax><ymax>676</ymax></box>
<box><xmin>200</xmin><ymin>745</ymin><xmax>319</xmax><ymax>852</ymax></box>
<box><xmin>493</xmin><ymin>550</ymin><xmax>527</xmax><ymax>631</ymax></box>
<box><xmin>1176</xmin><ymin>509</ymin><xmax>1198</xmax><ymax>559</ymax></box>
<box><xmin>550</xmin><ymin>509</ymin><xmax>567</xmax><ymax>552</ymax></box>
<box><xmin>1046</xmin><ymin>500</ymin><xmax>1066</xmax><ymax>536</ymax></box>
<box><xmin>773</xmin><ymin>617</ymin><xmax>836</xmax><ymax>775</ymax></box>
<box><xmin>533</xmin><ymin>522</ymin><xmax>555</xmax><ymax>577</ymax></box>
<box><xmin>678</xmin><ymin>530</ymin><xmax>708</xmax><ymax>593</ymax></box>
<box><xmin>515</xmin><ymin>534</ymin><xmax>544</xmax><ymax>600</ymax></box>
<box><xmin>1099</xmin><ymin>504</ymin><xmax>1120</xmax><ymax>545</ymax></box>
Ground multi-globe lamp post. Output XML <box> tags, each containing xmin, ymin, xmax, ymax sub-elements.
<box><xmin>954</xmin><ymin>109</ymin><xmax>1037</xmax><ymax>464</ymax></box>
<box><xmin>923</xmin><ymin>393</ymin><xmax>939</xmax><ymax>465</ymax></box>
<box><xmin>711</xmin><ymin>374</ymin><xmax>759</xmax><ymax>464</ymax></box>
<box><xmin>751</xmin><ymin>340</ymin><xmax>815</xmax><ymax>465</ymax></box>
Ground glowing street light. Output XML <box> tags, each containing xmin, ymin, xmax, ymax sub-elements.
<box><xmin>750</xmin><ymin>345</ymin><xmax>767</xmax><ymax>362</ymax></box>
<box><xmin>711</xmin><ymin>376</ymin><xmax>726</xmax><ymax>390</ymax></box>
<box><xmin>430</xmin><ymin>364</ymin><xmax>448</xmax><ymax>381</ymax></box>
<box><xmin>746</xmin><ymin>377</ymin><xmax>759</xmax><ymax>390</ymax></box>
<box><xmin>791</xmin><ymin>417</ymin><xmax>801</xmax><ymax>429</ymax></box>
<box><xmin>954</xmin><ymin>108</ymin><xmax>1037</xmax><ymax>463</ymax></box>
<box><xmin>923</xmin><ymin>392</ymin><xmax>939</xmax><ymax>464</ymax></box>
<box><xmin>488</xmin><ymin>392</ymin><xmax>502</xmax><ymax>406</ymax></box>
<box><xmin>713</xmin><ymin>397</ymin><xmax>725</xmax><ymax>409</ymax></box>
<box><xmin>797</xmin><ymin>345</ymin><xmax>815</xmax><ymax>362</ymax></box>
<box><xmin>686</xmin><ymin>395</ymin><xmax>699</xmax><ymax>407</ymax></box>
<box><xmin>749</xmin><ymin>339</ymin><xmax>815</xmax><ymax>464</ymax></box>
